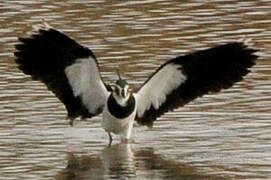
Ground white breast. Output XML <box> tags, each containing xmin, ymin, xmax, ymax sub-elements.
<box><xmin>101</xmin><ymin>99</ymin><xmax>137</xmax><ymax>140</ymax></box>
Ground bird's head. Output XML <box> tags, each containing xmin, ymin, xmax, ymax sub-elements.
<box><xmin>111</xmin><ymin>74</ymin><xmax>132</xmax><ymax>105</ymax></box>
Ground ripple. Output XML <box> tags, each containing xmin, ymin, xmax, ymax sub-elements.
<box><xmin>1</xmin><ymin>0</ymin><xmax>271</xmax><ymax>179</ymax></box>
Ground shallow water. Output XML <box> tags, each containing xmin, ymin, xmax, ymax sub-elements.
<box><xmin>1</xmin><ymin>0</ymin><xmax>271</xmax><ymax>179</ymax></box>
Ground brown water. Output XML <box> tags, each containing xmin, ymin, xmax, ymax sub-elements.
<box><xmin>1</xmin><ymin>0</ymin><xmax>271</xmax><ymax>179</ymax></box>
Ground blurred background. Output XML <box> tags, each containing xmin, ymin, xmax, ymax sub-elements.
<box><xmin>1</xmin><ymin>0</ymin><xmax>271</xmax><ymax>179</ymax></box>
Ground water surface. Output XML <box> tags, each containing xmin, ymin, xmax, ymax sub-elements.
<box><xmin>1</xmin><ymin>0</ymin><xmax>271</xmax><ymax>179</ymax></box>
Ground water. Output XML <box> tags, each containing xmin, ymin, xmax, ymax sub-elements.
<box><xmin>1</xmin><ymin>0</ymin><xmax>271</xmax><ymax>179</ymax></box>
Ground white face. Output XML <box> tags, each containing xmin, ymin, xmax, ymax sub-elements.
<box><xmin>113</xmin><ymin>84</ymin><xmax>130</xmax><ymax>99</ymax></box>
<box><xmin>112</xmin><ymin>83</ymin><xmax>131</xmax><ymax>106</ymax></box>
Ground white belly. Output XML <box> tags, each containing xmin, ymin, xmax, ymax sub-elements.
<box><xmin>101</xmin><ymin>103</ymin><xmax>136</xmax><ymax>140</ymax></box>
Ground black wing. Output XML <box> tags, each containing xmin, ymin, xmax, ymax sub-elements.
<box><xmin>135</xmin><ymin>42</ymin><xmax>258</xmax><ymax>127</ymax></box>
<box><xmin>14</xmin><ymin>23</ymin><xmax>109</xmax><ymax>125</ymax></box>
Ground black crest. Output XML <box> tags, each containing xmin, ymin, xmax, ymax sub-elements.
<box><xmin>115</xmin><ymin>73</ymin><xmax>128</xmax><ymax>88</ymax></box>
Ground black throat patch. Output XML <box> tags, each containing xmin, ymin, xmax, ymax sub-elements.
<box><xmin>107</xmin><ymin>94</ymin><xmax>136</xmax><ymax>119</ymax></box>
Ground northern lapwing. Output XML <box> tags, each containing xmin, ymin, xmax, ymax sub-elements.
<box><xmin>14</xmin><ymin>22</ymin><xmax>258</xmax><ymax>144</ymax></box>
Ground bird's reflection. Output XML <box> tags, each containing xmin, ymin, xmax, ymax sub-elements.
<box><xmin>55</xmin><ymin>144</ymin><xmax>226</xmax><ymax>180</ymax></box>
<box><xmin>55</xmin><ymin>144</ymin><xmax>135</xmax><ymax>179</ymax></box>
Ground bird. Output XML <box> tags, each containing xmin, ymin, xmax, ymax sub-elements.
<box><xmin>14</xmin><ymin>21</ymin><xmax>258</xmax><ymax>144</ymax></box>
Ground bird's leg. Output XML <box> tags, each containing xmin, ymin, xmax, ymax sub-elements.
<box><xmin>120</xmin><ymin>120</ymin><xmax>135</xmax><ymax>144</ymax></box>
<box><xmin>108</xmin><ymin>132</ymin><xmax>113</xmax><ymax>146</ymax></box>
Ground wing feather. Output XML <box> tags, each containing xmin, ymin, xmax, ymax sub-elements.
<box><xmin>135</xmin><ymin>42</ymin><xmax>258</xmax><ymax>127</ymax></box>
<box><xmin>14</xmin><ymin>24</ymin><xmax>109</xmax><ymax>124</ymax></box>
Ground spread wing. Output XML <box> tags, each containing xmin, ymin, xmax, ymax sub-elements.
<box><xmin>14</xmin><ymin>23</ymin><xmax>109</xmax><ymax>125</ymax></box>
<box><xmin>135</xmin><ymin>42</ymin><xmax>258</xmax><ymax>127</ymax></box>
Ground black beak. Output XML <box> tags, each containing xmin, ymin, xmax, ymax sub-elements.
<box><xmin>121</xmin><ymin>89</ymin><xmax>125</xmax><ymax>98</ymax></box>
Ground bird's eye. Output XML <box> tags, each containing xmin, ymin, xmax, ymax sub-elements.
<box><xmin>115</xmin><ymin>88</ymin><xmax>120</xmax><ymax>96</ymax></box>
<box><xmin>121</xmin><ymin>89</ymin><xmax>125</xmax><ymax>97</ymax></box>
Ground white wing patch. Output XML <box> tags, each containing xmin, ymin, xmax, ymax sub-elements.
<box><xmin>136</xmin><ymin>64</ymin><xmax>187</xmax><ymax>117</ymax></box>
<box><xmin>65</xmin><ymin>57</ymin><xmax>109</xmax><ymax>114</ymax></box>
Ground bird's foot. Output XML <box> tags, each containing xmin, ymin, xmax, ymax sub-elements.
<box><xmin>121</xmin><ymin>138</ymin><xmax>135</xmax><ymax>144</ymax></box>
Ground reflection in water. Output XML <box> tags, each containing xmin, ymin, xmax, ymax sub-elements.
<box><xmin>56</xmin><ymin>144</ymin><xmax>225</xmax><ymax>180</ymax></box>
<box><xmin>101</xmin><ymin>144</ymin><xmax>136</xmax><ymax>179</ymax></box>
<box><xmin>55</xmin><ymin>144</ymin><xmax>135</xmax><ymax>180</ymax></box>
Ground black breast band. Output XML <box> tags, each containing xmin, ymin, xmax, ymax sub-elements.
<box><xmin>107</xmin><ymin>94</ymin><xmax>136</xmax><ymax>119</ymax></box>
